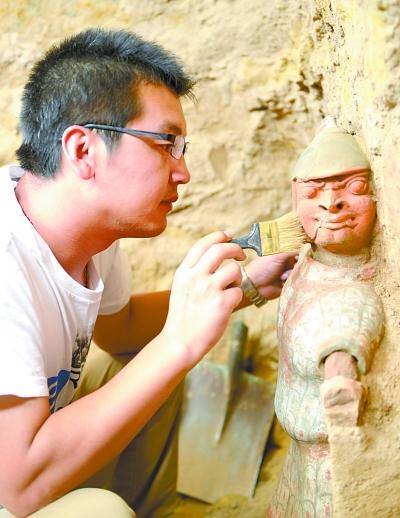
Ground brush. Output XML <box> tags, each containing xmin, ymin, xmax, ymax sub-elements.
<box><xmin>231</xmin><ymin>211</ymin><xmax>308</xmax><ymax>256</ymax></box>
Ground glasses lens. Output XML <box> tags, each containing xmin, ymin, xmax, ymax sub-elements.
<box><xmin>171</xmin><ymin>136</ymin><xmax>186</xmax><ymax>159</ymax></box>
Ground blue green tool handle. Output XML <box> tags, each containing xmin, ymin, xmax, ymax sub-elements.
<box><xmin>214</xmin><ymin>320</ymin><xmax>249</xmax><ymax>443</ymax></box>
<box><xmin>228</xmin><ymin>320</ymin><xmax>248</xmax><ymax>393</ymax></box>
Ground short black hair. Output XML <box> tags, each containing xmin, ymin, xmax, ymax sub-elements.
<box><xmin>16</xmin><ymin>28</ymin><xmax>195</xmax><ymax>178</ymax></box>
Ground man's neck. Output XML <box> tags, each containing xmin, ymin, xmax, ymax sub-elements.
<box><xmin>15</xmin><ymin>172</ymin><xmax>114</xmax><ymax>285</ymax></box>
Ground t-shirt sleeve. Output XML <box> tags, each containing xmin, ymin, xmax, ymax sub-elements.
<box><xmin>0</xmin><ymin>252</ymin><xmax>48</xmax><ymax>398</ymax></box>
<box><xmin>94</xmin><ymin>241</ymin><xmax>132</xmax><ymax>315</ymax></box>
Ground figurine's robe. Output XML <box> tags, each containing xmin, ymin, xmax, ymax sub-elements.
<box><xmin>268</xmin><ymin>244</ymin><xmax>384</xmax><ymax>518</ymax></box>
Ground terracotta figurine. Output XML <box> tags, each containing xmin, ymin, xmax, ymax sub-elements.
<box><xmin>267</xmin><ymin>120</ymin><xmax>385</xmax><ymax>518</ymax></box>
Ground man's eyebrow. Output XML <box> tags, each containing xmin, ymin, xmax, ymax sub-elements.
<box><xmin>158</xmin><ymin>121</ymin><xmax>185</xmax><ymax>135</ymax></box>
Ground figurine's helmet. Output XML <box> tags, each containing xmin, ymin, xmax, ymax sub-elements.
<box><xmin>292</xmin><ymin>120</ymin><xmax>371</xmax><ymax>181</ymax></box>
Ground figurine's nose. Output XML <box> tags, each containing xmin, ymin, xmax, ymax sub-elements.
<box><xmin>318</xmin><ymin>188</ymin><xmax>347</xmax><ymax>213</ymax></box>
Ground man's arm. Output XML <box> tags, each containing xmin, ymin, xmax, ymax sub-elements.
<box><xmin>0</xmin><ymin>334</ymin><xmax>188</xmax><ymax>516</ymax></box>
<box><xmin>0</xmin><ymin>231</ymin><xmax>247</xmax><ymax>516</ymax></box>
<box><xmin>94</xmin><ymin>252</ymin><xmax>296</xmax><ymax>355</ymax></box>
<box><xmin>93</xmin><ymin>291</ymin><xmax>171</xmax><ymax>354</ymax></box>
<box><xmin>237</xmin><ymin>252</ymin><xmax>296</xmax><ymax>308</ymax></box>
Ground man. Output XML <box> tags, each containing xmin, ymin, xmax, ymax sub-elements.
<box><xmin>0</xmin><ymin>28</ymin><xmax>293</xmax><ymax>517</ymax></box>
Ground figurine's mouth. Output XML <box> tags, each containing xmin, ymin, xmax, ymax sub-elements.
<box><xmin>321</xmin><ymin>221</ymin><xmax>356</xmax><ymax>230</ymax></box>
<box><xmin>316</xmin><ymin>214</ymin><xmax>357</xmax><ymax>231</ymax></box>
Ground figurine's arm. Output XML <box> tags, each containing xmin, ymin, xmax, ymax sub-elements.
<box><xmin>324</xmin><ymin>350</ymin><xmax>358</xmax><ymax>379</ymax></box>
<box><xmin>316</xmin><ymin>286</ymin><xmax>384</xmax><ymax>426</ymax></box>
<box><xmin>321</xmin><ymin>351</ymin><xmax>365</xmax><ymax>426</ymax></box>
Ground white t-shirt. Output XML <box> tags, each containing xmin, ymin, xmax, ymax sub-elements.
<box><xmin>0</xmin><ymin>165</ymin><xmax>132</xmax><ymax>412</ymax></box>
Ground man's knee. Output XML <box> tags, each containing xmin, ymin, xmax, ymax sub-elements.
<box><xmin>31</xmin><ymin>488</ymin><xmax>136</xmax><ymax>518</ymax></box>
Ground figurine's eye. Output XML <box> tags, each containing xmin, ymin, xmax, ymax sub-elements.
<box><xmin>347</xmin><ymin>179</ymin><xmax>369</xmax><ymax>195</ymax></box>
<box><xmin>301</xmin><ymin>186</ymin><xmax>318</xmax><ymax>199</ymax></box>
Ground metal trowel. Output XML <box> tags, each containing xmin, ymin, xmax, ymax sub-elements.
<box><xmin>177</xmin><ymin>320</ymin><xmax>275</xmax><ymax>504</ymax></box>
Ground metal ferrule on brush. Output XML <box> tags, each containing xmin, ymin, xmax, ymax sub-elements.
<box><xmin>259</xmin><ymin>221</ymin><xmax>280</xmax><ymax>255</ymax></box>
<box><xmin>231</xmin><ymin>223</ymin><xmax>262</xmax><ymax>256</ymax></box>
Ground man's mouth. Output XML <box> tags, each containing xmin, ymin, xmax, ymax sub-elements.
<box><xmin>160</xmin><ymin>195</ymin><xmax>179</xmax><ymax>212</ymax></box>
<box><xmin>162</xmin><ymin>195</ymin><xmax>179</xmax><ymax>204</ymax></box>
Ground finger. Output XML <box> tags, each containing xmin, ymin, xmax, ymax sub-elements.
<box><xmin>280</xmin><ymin>269</ymin><xmax>292</xmax><ymax>282</ymax></box>
<box><xmin>245</xmin><ymin>253</ymin><xmax>295</xmax><ymax>282</ymax></box>
<box><xmin>223</xmin><ymin>285</ymin><xmax>244</xmax><ymax>310</ymax></box>
<box><xmin>272</xmin><ymin>251</ymin><xmax>297</xmax><ymax>263</ymax></box>
<box><xmin>213</xmin><ymin>261</ymin><xmax>242</xmax><ymax>289</ymax></box>
<box><xmin>195</xmin><ymin>243</ymin><xmax>245</xmax><ymax>274</ymax></box>
<box><xmin>180</xmin><ymin>231</ymin><xmax>231</xmax><ymax>269</ymax></box>
<box><xmin>261</xmin><ymin>283</ymin><xmax>283</xmax><ymax>297</ymax></box>
<box><xmin>281</xmin><ymin>253</ymin><xmax>297</xmax><ymax>270</ymax></box>
<box><xmin>271</xmin><ymin>252</ymin><xmax>298</xmax><ymax>271</ymax></box>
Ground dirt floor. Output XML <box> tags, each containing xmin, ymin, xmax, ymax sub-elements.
<box><xmin>172</xmin><ymin>422</ymin><xmax>290</xmax><ymax>518</ymax></box>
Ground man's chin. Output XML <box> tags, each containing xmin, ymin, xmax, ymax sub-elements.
<box><xmin>129</xmin><ymin>220</ymin><xmax>167</xmax><ymax>239</ymax></box>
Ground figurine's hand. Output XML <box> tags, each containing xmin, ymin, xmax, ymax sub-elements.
<box><xmin>321</xmin><ymin>376</ymin><xmax>366</xmax><ymax>426</ymax></box>
<box><xmin>244</xmin><ymin>253</ymin><xmax>297</xmax><ymax>300</ymax></box>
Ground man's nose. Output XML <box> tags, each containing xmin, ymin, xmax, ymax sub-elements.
<box><xmin>171</xmin><ymin>155</ymin><xmax>191</xmax><ymax>185</ymax></box>
<box><xmin>318</xmin><ymin>188</ymin><xmax>347</xmax><ymax>212</ymax></box>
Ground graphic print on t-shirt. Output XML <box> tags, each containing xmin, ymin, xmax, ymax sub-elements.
<box><xmin>47</xmin><ymin>332</ymin><xmax>92</xmax><ymax>412</ymax></box>
<box><xmin>70</xmin><ymin>333</ymin><xmax>91</xmax><ymax>388</ymax></box>
<box><xmin>48</xmin><ymin>369</ymin><xmax>70</xmax><ymax>412</ymax></box>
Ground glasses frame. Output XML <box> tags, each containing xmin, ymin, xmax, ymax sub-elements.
<box><xmin>83</xmin><ymin>123</ymin><xmax>187</xmax><ymax>160</ymax></box>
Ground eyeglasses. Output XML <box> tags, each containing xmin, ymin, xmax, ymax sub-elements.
<box><xmin>83</xmin><ymin>123</ymin><xmax>188</xmax><ymax>160</ymax></box>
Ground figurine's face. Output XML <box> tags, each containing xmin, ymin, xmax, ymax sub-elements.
<box><xmin>292</xmin><ymin>170</ymin><xmax>376</xmax><ymax>254</ymax></box>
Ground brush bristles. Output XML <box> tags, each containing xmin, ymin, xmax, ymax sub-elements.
<box><xmin>275</xmin><ymin>211</ymin><xmax>308</xmax><ymax>251</ymax></box>
<box><xmin>259</xmin><ymin>212</ymin><xmax>308</xmax><ymax>255</ymax></box>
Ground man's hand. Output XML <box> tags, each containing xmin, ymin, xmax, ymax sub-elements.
<box><xmin>321</xmin><ymin>351</ymin><xmax>365</xmax><ymax>426</ymax></box>
<box><xmin>242</xmin><ymin>253</ymin><xmax>297</xmax><ymax>302</ymax></box>
<box><xmin>161</xmin><ymin>231</ymin><xmax>245</xmax><ymax>368</ymax></box>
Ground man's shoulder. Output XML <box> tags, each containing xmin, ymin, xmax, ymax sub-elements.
<box><xmin>0</xmin><ymin>164</ymin><xmax>24</xmax><ymax>247</ymax></box>
<box><xmin>0</xmin><ymin>222</ymin><xmax>12</xmax><ymax>253</ymax></box>
<box><xmin>0</xmin><ymin>210</ymin><xmax>15</xmax><ymax>258</ymax></box>
<box><xmin>0</xmin><ymin>164</ymin><xmax>24</xmax><ymax>192</ymax></box>
<box><xmin>0</xmin><ymin>165</ymin><xmax>39</xmax><ymax>256</ymax></box>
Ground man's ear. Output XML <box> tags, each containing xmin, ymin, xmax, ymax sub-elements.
<box><xmin>61</xmin><ymin>125</ymin><xmax>97</xmax><ymax>180</ymax></box>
